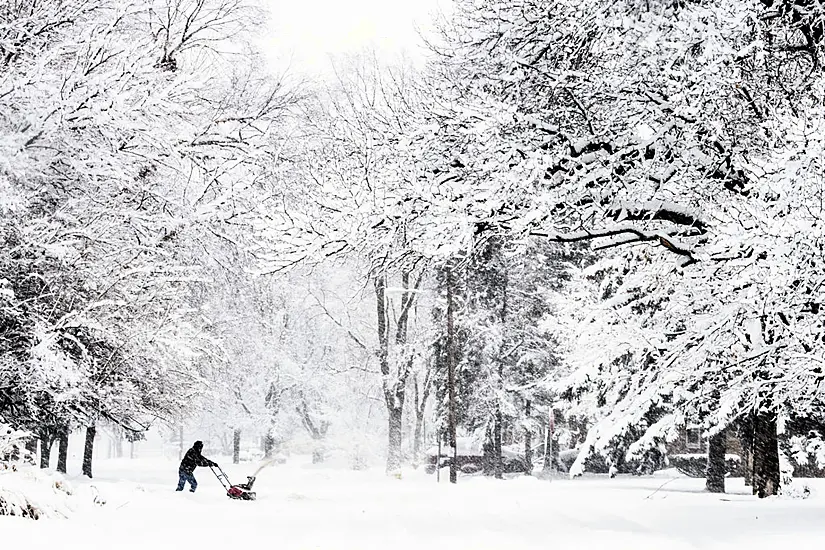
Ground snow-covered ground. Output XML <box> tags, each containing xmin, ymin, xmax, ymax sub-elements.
<box><xmin>3</xmin><ymin>456</ymin><xmax>825</xmax><ymax>549</ymax></box>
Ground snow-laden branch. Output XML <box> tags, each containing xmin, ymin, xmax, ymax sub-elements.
<box><xmin>529</xmin><ymin>226</ymin><xmax>700</xmax><ymax>265</ymax></box>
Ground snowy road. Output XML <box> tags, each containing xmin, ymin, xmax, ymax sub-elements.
<box><xmin>3</xmin><ymin>457</ymin><xmax>825</xmax><ymax>549</ymax></box>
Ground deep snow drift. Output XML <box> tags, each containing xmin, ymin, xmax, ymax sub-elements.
<box><xmin>3</xmin><ymin>456</ymin><xmax>825</xmax><ymax>549</ymax></box>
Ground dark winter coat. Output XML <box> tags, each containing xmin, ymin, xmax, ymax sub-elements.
<box><xmin>179</xmin><ymin>441</ymin><xmax>215</xmax><ymax>474</ymax></box>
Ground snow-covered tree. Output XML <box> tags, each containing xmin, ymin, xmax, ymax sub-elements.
<box><xmin>0</xmin><ymin>0</ymin><xmax>291</xmax><ymax>475</ymax></box>
<box><xmin>252</xmin><ymin>55</ymin><xmax>434</xmax><ymax>473</ymax></box>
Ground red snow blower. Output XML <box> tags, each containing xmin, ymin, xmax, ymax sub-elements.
<box><xmin>210</xmin><ymin>464</ymin><xmax>256</xmax><ymax>500</ymax></box>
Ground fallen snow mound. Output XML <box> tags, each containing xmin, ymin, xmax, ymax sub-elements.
<box><xmin>0</xmin><ymin>466</ymin><xmax>104</xmax><ymax>519</ymax></box>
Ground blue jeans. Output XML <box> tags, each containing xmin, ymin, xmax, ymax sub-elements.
<box><xmin>177</xmin><ymin>470</ymin><xmax>197</xmax><ymax>492</ymax></box>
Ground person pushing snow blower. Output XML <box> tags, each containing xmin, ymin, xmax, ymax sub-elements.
<box><xmin>176</xmin><ymin>440</ymin><xmax>217</xmax><ymax>493</ymax></box>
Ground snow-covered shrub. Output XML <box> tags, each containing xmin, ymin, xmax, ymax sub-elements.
<box><xmin>0</xmin><ymin>466</ymin><xmax>106</xmax><ymax>519</ymax></box>
<box><xmin>0</xmin><ymin>418</ymin><xmax>31</xmax><ymax>467</ymax></box>
<box><xmin>0</xmin><ymin>420</ymin><xmax>44</xmax><ymax>517</ymax></box>
<box><xmin>0</xmin><ymin>469</ymin><xmax>69</xmax><ymax>519</ymax></box>
<box><xmin>0</xmin><ymin>488</ymin><xmax>42</xmax><ymax>519</ymax></box>
<box><xmin>668</xmin><ymin>454</ymin><xmax>741</xmax><ymax>478</ymax></box>
<box><xmin>786</xmin><ymin>433</ymin><xmax>825</xmax><ymax>477</ymax></box>
<box><xmin>779</xmin><ymin>451</ymin><xmax>812</xmax><ymax>500</ymax></box>
<box><xmin>560</xmin><ymin>448</ymin><xmax>610</xmax><ymax>474</ymax></box>
<box><xmin>558</xmin><ymin>449</ymin><xmax>578</xmax><ymax>473</ymax></box>
<box><xmin>1</xmin><ymin>422</ymin><xmax>103</xmax><ymax>520</ymax></box>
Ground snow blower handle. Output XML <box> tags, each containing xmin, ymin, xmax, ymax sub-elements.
<box><xmin>209</xmin><ymin>464</ymin><xmax>232</xmax><ymax>491</ymax></box>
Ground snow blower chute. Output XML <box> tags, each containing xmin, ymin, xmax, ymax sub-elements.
<box><xmin>210</xmin><ymin>464</ymin><xmax>256</xmax><ymax>500</ymax></box>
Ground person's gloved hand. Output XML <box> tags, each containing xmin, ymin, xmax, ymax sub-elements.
<box><xmin>210</xmin><ymin>460</ymin><xmax>218</xmax><ymax>467</ymax></box>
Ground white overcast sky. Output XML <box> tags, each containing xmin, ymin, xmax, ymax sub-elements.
<box><xmin>264</xmin><ymin>0</ymin><xmax>449</xmax><ymax>74</ymax></box>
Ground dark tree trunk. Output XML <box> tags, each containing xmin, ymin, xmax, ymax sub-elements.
<box><xmin>386</xmin><ymin>405</ymin><xmax>403</xmax><ymax>473</ymax></box>
<box><xmin>706</xmin><ymin>428</ymin><xmax>726</xmax><ymax>493</ymax></box>
<box><xmin>57</xmin><ymin>428</ymin><xmax>69</xmax><ymax>474</ymax></box>
<box><xmin>375</xmin><ymin>275</ymin><xmax>393</xmax><ymax>473</ymax></box>
<box><xmin>233</xmin><ymin>429</ymin><xmax>241</xmax><ymax>464</ymax></box>
<box><xmin>494</xmin><ymin>406</ymin><xmax>503</xmax><ymax>479</ymax></box>
<box><xmin>543</xmin><ymin>419</ymin><xmax>551</xmax><ymax>471</ymax></box>
<box><xmin>446</xmin><ymin>267</ymin><xmax>457</xmax><ymax>484</ymax></box>
<box><xmin>482</xmin><ymin>427</ymin><xmax>495</xmax><ymax>475</ymax></box>
<box><xmin>752</xmin><ymin>413</ymin><xmax>780</xmax><ymax>498</ymax></box>
<box><xmin>413</xmin><ymin>410</ymin><xmax>425</xmax><ymax>466</ymax></box>
<box><xmin>738</xmin><ymin>415</ymin><xmax>754</xmax><ymax>486</ymax></box>
<box><xmin>82</xmin><ymin>426</ymin><xmax>96</xmax><ymax>478</ymax></box>
<box><xmin>264</xmin><ymin>432</ymin><xmax>275</xmax><ymax>459</ymax></box>
<box><xmin>39</xmin><ymin>429</ymin><xmax>52</xmax><ymax>469</ymax></box>
<box><xmin>524</xmin><ymin>400</ymin><xmax>533</xmax><ymax>475</ymax></box>
<box><xmin>550</xmin><ymin>435</ymin><xmax>559</xmax><ymax>472</ymax></box>
<box><xmin>493</xmin><ymin>259</ymin><xmax>507</xmax><ymax>480</ymax></box>
<box><xmin>25</xmin><ymin>437</ymin><xmax>38</xmax><ymax>464</ymax></box>
<box><xmin>743</xmin><ymin>442</ymin><xmax>753</xmax><ymax>486</ymax></box>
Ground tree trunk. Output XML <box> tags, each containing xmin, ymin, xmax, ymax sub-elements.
<box><xmin>386</xmin><ymin>405</ymin><xmax>403</xmax><ymax>473</ymax></box>
<box><xmin>482</xmin><ymin>427</ymin><xmax>495</xmax><ymax>475</ymax></box>
<box><xmin>412</xmin><ymin>369</ymin><xmax>431</xmax><ymax>468</ymax></box>
<box><xmin>738</xmin><ymin>415</ymin><xmax>753</xmax><ymax>486</ymax></box>
<box><xmin>743</xmin><ymin>443</ymin><xmax>753</xmax><ymax>486</ymax></box>
<box><xmin>25</xmin><ymin>437</ymin><xmax>38</xmax><ymax>464</ymax></box>
<box><xmin>752</xmin><ymin>412</ymin><xmax>780</xmax><ymax>498</ymax></box>
<box><xmin>264</xmin><ymin>431</ymin><xmax>275</xmax><ymax>459</ymax></box>
<box><xmin>178</xmin><ymin>425</ymin><xmax>184</xmax><ymax>460</ymax></box>
<box><xmin>82</xmin><ymin>426</ymin><xmax>96</xmax><ymax>478</ymax></box>
<box><xmin>413</xmin><ymin>410</ymin><xmax>425</xmax><ymax>467</ymax></box>
<box><xmin>550</xmin><ymin>435</ymin><xmax>559</xmax><ymax>472</ymax></box>
<box><xmin>543</xmin><ymin>419</ymin><xmax>551</xmax><ymax>471</ymax></box>
<box><xmin>57</xmin><ymin>428</ymin><xmax>69</xmax><ymax>474</ymax></box>
<box><xmin>113</xmin><ymin>426</ymin><xmax>123</xmax><ymax>459</ymax></box>
<box><xmin>375</xmin><ymin>274</ymin><xmax>399</xmax><ymax>475</ymax></box>
<box><xmin>375</xmin><ymin>254</ymin><xmax>421</xmax><ymax>475</ymax></box>
<box><xmin>446</xmin><ymin>267</ymin><xmax>457</xmax><ymax>484</ymax></box>
<box><xmin>233</xmin><ymin>429</ymin><xmax>241</xmax><ymax>464</ymax></box>
<box><xmin>543</xmin><ymin>406</ymin><xmax>560</xmax><ymax>472</ymax></box>
<box><xmin>494</xmin><ymin>264</ymin><xmax>506</xmax><ymax>480</ymax></box>
<box><xmin>8</xmin><ymin>441</ymin><xmax>19</xmax><ymax>461</ymax></box>
<box><xmin>39</xmin><ymin>429</ymin><xmax>52</xmax><ymax>469</ymax></box>
<box><xmin>706</xmin><ymin>428</ymin><xmax>726</xmax><ymax>493</ymax></box>
<box><xmin>312</xmin><ymin>448</ymin><xmax>325</xmax><ymax>464</ymax></box>
<box><xmin>524</xmin><ymin>400</ymin><xmax>533</xmax><ymax>475</ymax></box>
<box><xmin>494</xmin><ymin>406</ymin><xmax>503</xmax><ymax>479</ymax></box>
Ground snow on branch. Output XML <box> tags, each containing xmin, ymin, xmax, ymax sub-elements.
<box><xmin>606</xmin><ymin>201</ymin><xmax>708</xmax><ymax>234</ymax></box>
<box><xmin>529</xmin><ymin>226</ymin><xmax>699</xmax><ymax>265</ymax></box>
